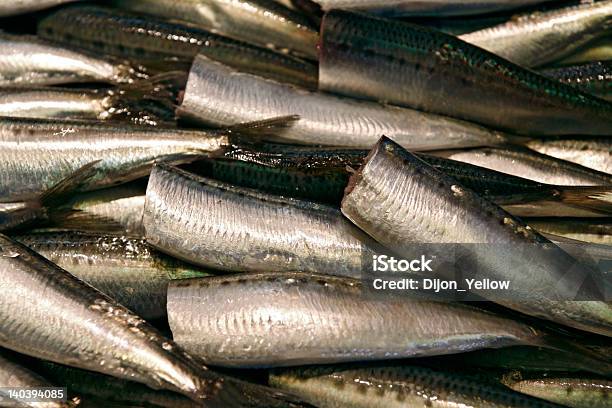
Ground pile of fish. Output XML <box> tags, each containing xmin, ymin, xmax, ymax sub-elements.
<box><xmin>0</xmin><ymin>0</ymin><xmax>610</xmax><ymax>407</ymax></box>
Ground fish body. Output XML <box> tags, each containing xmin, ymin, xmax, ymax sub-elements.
<box><xmin>271</xmin><ymin>364</ymin><xmax>565</xmax><ymax>408</ymax></box>
<box><xmin>0</xmin><ymin>32</ymin><xmax>137</xmax><ymax>87</ymax></box>
<box><xmin>12</xmin><ymin>231</ymin><xmax>212</xmax><ymax>319</ymax></box>
<box><xmin>341</xmin><ymin>137</ymin><xmax>612</xmax><ymax>337</ymax></box>
<box><xmin>0</xmin><ymin>87</ymin><xmax>174</xmax><ymax>126</ymax></box>
<box><xmin>430</xmin><ymin>147</ymin><xmax>612</xmax><ymax>186</ymax></box>
<box><xmin>310</xmin><ymin>0</ymin><xmax>554</xmax><ymax>17</ymax></box>
<box><xmin>559</xmin><ymin>38</ymin><xmax>612</xmax><ymax>65</ymax></box>
<box><xmin>527</xmin><ymin>219</ymin><xmax>612</xmax><ymax>246</ymax></box>
<box><xmin>144</xmin><ymin>165</ymin><xmax>379</xmax><ymax>277</ymax></box>
<box><xmin>503</xmin><ymin>373</ymin><xmax>612</xmax><ymax>408</ymax></box>
<box><xmin>115</xmin><ymin>0</ymin><xmax>318</xmax><ymax>58</ymax></box>
<box><xmin>525</xmin><ymin>137</ymin><xmax>612</xmax><ymax>174</ymax></box>
<box><xmin>0</xmin><ymin>0</ymin><xmax>81</xmax><ymax>17</ymax></box>
<box><xmin>0</xmin><ymin>116</ymin><xmax>228</xmax><ymax>203</ymax></box>
<box><xmin>319</xmin><ymin>10</ymin><xmax>612</xmax><ymax>136</ymax></box>
<box><xmin>38</xmin><ymin>5</ymin><xmax>317</xmax><ymax>89</ymax></box>
<box><xmin>178</xmin><ymin>54</ymin><xmax>511</xmax><ymax>150</ymax></box>
<box><xmin>542</xmin><ymin>61</ymin><xmax>612</xmax><ymax>101</ymax></box>
<box><xmin>460</xmin><ymin>1</ymin><xmax>612</xmax><ymax>67</ymax></box>
<box><xmin>167</xmin><ymin>272</ymin><xmax>546</xmax><ymax>367</ymax></box>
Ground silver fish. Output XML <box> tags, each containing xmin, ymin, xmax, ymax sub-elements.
<box><xmin>12</xmin><ymin>231</ymin><xmax>213</xmax><ymax>319</ymax></box>
<box><xmin>0</xmin><ymin>349</ymin><xmax>78</xmax><ymax>408</ymax></box>
<box><xmin>310</xmin><ymin>0</ymin><xmax>555</xmax><ymax>17</ymax></box>
<box><xmin>525</xmin><ymin>138</ymin><xmax>612</xmax><ymax>175</ymax></box>
<box><xmin>0</xmin><ymin>87</ymin><xmax>174</xmax><ymax>126</ymax></box>
<box><xmin>341</xmin><ymin>137</ymin><xmax>612</xmax><ymax>337</ymax></box>
<box><xmin>559</xmin><ymin>38</ymin><xmax>612</xmax><ymax>65</ymax></box>
<box><xmin>541</xmin><ymin>61</ymin><xmax>612</xmax><ymax>101</ymax></box>
<box><xmin>271</xmin><ymin>364</ymin><xmax>564</xmax><ymax>408</ymax></box>
<box><xmin>144</xmin><ymin>164</ymin><xmax>380</xmax><ymax>277</ymax></box>
<box><xmin>0</xmin><ymin>234</ymin><xmax>311</xmax><ymax>407</ymax></box>
<box><xmin>115</xmin><ymin>0</ymin><xmax>319</xmax><ymax>59</ymax></box>
<box><xmin>502</xmin><ymin>372</ymin><xmax>612</xmax><ymax>408</ymax></box>
<box><xmin>178</xmin><ymin>54</ymin><xmax>512</xmax><ymax>150</ymax></box>
<box><xmin>0</xmin><ymin>0</ymin><xmax>81</xmax><ymax>17</ymax></box>
<box><xmin>527</xmin><ymin>219</ymin><xmax>612</xmax><ymax>246</ymax></box>
<box><xmin>318</xmin><ymin>10</ymin><xmax>612</xmax><ymax>137</ymax></box>
<box><xmin>460</xmin><ymin>1</ymin><xmax>612</xmax><ymax>68</ymax></box>
<box><xmin>0</xmin><ymin>116</ymin><xmax>229</xmax><ymax>203</ymax></box>
<box><xmin>167</xmin><ymin>272</ymin><xmax>548</xmax><ymax>367</ymax></box>
<box><xmin>430</xmin><ymin>147</ymin><xmax>612</xmax><ymax>186</ymax></box>
<box><xmin>0</xmin><ymin>32</ymin><xmax>140</xmax><ymax>87</ymax></box>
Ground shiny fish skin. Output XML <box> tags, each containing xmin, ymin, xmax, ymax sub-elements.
<box><xmin>143</xmin><ymin>165</ymin><xmax>380</xmax><ymax>277</ymax></box>
<box><xmin>0</xmin><ymin>32</ymin><xmax>138</xmax><ymax>87</ymax></box>
<box><xmin>0</xmin><ymin>350</ymin><xmax>76</xmax><ymax>408</ymax></box>
<box><xmin>0</xmin><ymin>234</ymin><xmax>311</xmax><ymax>407</ymax></box>
<box><xmin>459</xmin><ymin>1</ymin><xmax>612</xmax><ymax>68</ymax></box>
<box><xmin>12</xmin><ymin>231</ymin><xmax>212</xmax><ymax>319</ymax></box>
<box><xmin>525</xmin><ymin>137</ymin><xmax>612</xmax><ymax>175</ymax></box>
<box><xmin>341</xmin><ymin>137</ymin><xmax>612</xmax><ymax>337</ymax></box>
<box><xmin>527</xmin><ymin>219</ymin><xmax>612</xmax><ymax>246</ymax></box>
<box><xmin>319</xmin><ymin>10</ymin><xmax>612</xmax><ymax>136</ymax></box>
<box><xmin>542</xmin><ymin>61</ymin><xmax>612</xmax><ymax>101</ymax></box>
<box><xmin>167</xmin><ymin>272</ymin><xmax>546</xmax><ymax>368</ymax></box>
<box><xmin>115</xmin><ymin>0</ymin><xmax>318</xmax><ymax>58</ymax></box>
<box><xmin>430</xmin><ymin>147</ymin><xmax>612</xmax><ymax>186</ymax></box>
<box><xmin>178</xmin><ymin>54</ymin><xmax>511</xmax><ymax>150</ymax></box>
<box><xmin>502</xmin><ymin>373</ymin><xmax>612</xmax><ymax>408</ymax></box>
<box><xmin>0</xmin><ymin>116</ymin><xmax>228</xmax><ymax>203</ymax></box>
<box><xmin>270</xmin><ymin>364</ymin><xmax>565</xmax><ymax>408</ymax></box>
<box><xmin>38</xmin><ymin>5</ymin><xmax>317</xmax><ymax>90</ymax></box>
<box><xmin>0</xmin><ymin>87</ymin><xmax>174</xmax><ymax>126</ymax></box>
<box><xmin>559</xmin><ymin>39</ymin><xmax>612</xmax><ymax>65</ymax></box>
<box><xmin>310</xmin><ymin>0</ymin><xmax>554</xmax><ymax>17</ymax></box>
<box><xmin>0</xmin><ymin>0</ymin><xmax>81</xmax><ymax>17</ymax></box>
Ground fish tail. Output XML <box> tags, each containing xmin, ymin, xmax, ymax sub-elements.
<box><xmin>40</xmin><ymin>161</ymin><xmax>102</xmax><ymax>208</ymax></box>
<box><xmin>555</xmin><ymin>185</ymin><xmax>612</xmax><ymax>216</ymax></box>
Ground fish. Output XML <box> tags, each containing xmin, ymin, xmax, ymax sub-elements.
<box><xmin>0</xmin><ymin>116</ymin><xmax>233</xmax><ymax>203</ymax></box>
<box><xmin>459</xmin><ymin>1</ymin><xmax>612</xmax><ymax>68</ymax></box>
<box><xmin>318</xmin><ymin>10</ymin><xmax>612</xmax><ymax>136</ymax></box>
<box><xmin>38</xmin><ymin>5</ymin><xmax>317</xmax><ymax>89</ymax></box>
<box><xmin>167</xmin><ymin>272</ymin><xmax>555</xmax><ymax>367</ymax></box>
<box><xmin>270</xmin><ymin>364</ymin><xmax>565</xmax><ymax>408</ymax></box>
<box><xmin>177</xmin><ymin>54</ymin><xmax>514</xmax><ymax>150</ymax></box>
<box><xmin>143</xmin><ymin>164</ymin><xmax>381</xmax><ymax>277</ymax></box>
<box><xmin>0</xmin><ymin>86</ymin><xmax>176</xmax><ymax>126</ymax></box>
<box><xmin>0</xmin><ymin>349</ymin><xmax>79</xmax><ymax>408</ymax></box>
<box><xmin>35</xmin><ymin>360</ymin><xmax>194</xmax><ymax>408</ymax></box>
<box><xmin>309</xmin><ymin>0</ymin><xmax>555</xmax><ymax>17</ymax></box>
<box><xmin>114</xmin><ymin>0</ymin><xmax>319</xmax><ymax>59</ymax></box>
<box><xmin>526</xmin><ymin>218</ymin><xmax>612</xmax><ymax>246</ymax></box>
<box><xmin>341</xmin><ymin>136</ymin><xmax>612</xmax><ymax>337</ymax></box>
<box><xmin>193</xmin><ymin>143</ymin><xmax>612</xmax><ymax>217</ymax></box>
<box><xmin>12</xmin><ymin>230</ymin><xmax>213</xmax><ymax>319</ymax></box>
<box><xmin>558</xmin><ymin>38</ymin><xmax>612</xmax><ymax>66</ymax></box>
<box><xmin>525</xmin><ymin>137</ymin><xmax>612</xmax><ymax>175</ymax></box>
<box><xmin>541</xmin><ymin>61</ymin><xmax>612</xmax><ymax>101</ymax></box>
<box><xmin>0</xmin><ymin>0</ymin><xmax>81</xmax><ymax>17</ymax></box>
<box><xmin>502</xmin><ymin>372</ymin><xmax>612</xmax><ymax>408</ymax></box>
<box><xmin>547</xmin><ymin>234</ymin><xmax>612</xmax><ymax>272</ymax></box>
<box><xmin>0</xmin><ymin>32</ymin><xmax>142</xmax><ymax>87</ymax></box>
<box><xmin>430</xmin><ymin>146</ymin><xmax>612</xmax><ymax>186</ymax></box>
<box><xmin>0</xmin><ymin>234</ymin><xmax>313</xmax><ymax>407</ymax></box>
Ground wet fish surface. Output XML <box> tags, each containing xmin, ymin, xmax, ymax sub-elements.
<box><xmin>525</xmin><ymin>137</ymin><xmax>612</xmax><ymax>175</ymax></box>
<box><xmin>527</xmin><ymin>218</ymin><xmax>612</xmax><ymax>246</ymax></box>
<box><xmin>0</xmin><ymin>0</ymin><xmax>81</xmax><ymax>17</ymax></box>
<box><xmin>341</xmin><ymin>137</ymin><xmax>612</xmax><ymax>337</ymax></box>
<box><xmin>144</xmin><ymin>164</ymin><xmax>380</xmax><ymax>277</ymax></box>
<box><xmin>167</xmin><ymin>272</ymin><xmax>549</xmax><ymax>367</ymax></box>
<box><xmin>319</xmin><ymin>10</ymin><xmax>612</xmax><ymax>136</ymax></box>
<box><xmin>12</xmin><ymin>231</ymin><xmax>213</xmax><ymax>319</ymax></box>
<box><xmin>542</xmin><ymin>61</ymin><xmax>612</xmax><ymax>101</ymax></box>
<box><xmin>115</xmin><ymin>0</ymin><xmax>319</xmax><ymax>58</ymax></box>
<box><xmin>0</xmin><ymin>116</ymin><xmax>229</xmax><ymax>203</ymax></box>
<box><xmin>38</xmin><ymin>5</ymin><xmax>317</xmax><ymax>89</ymax></box>
<box><xmin>178</xmin><ymin>54</ymin><xmax>512</xmax><ymax>150</ymax></box>
<box><xmin>459</xmin><ymin>1</ymin><xmax>612</xmax><ymax>68</ymax></box>
<box><xmin>271</xmin><ymin>364</ymin><xmax>565</xmax><ymax>408</ymax></box>
<box><xmin>0</xmin><ymin>32</ymin><xmax>141</xmax><ymax>87</ymax></box>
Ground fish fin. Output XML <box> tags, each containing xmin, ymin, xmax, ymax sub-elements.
<box><xmin>224</xmin><ymin>115</ymin><xmax>300</xmax><ymax>140</ymax></box>
<box><xmin>39</xmin><ymin>161</ymin><xmax>101</xmax><ymax>208</ymax></box>
<box><xmin>556</xmin><ymin>186</ymin><xmax>612</xmax><ymax>216</ymax></box>
<box><xmin>47</xmin><ymin>209</ymin><xmax>126</xmax><ymax>234</ymax></box>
